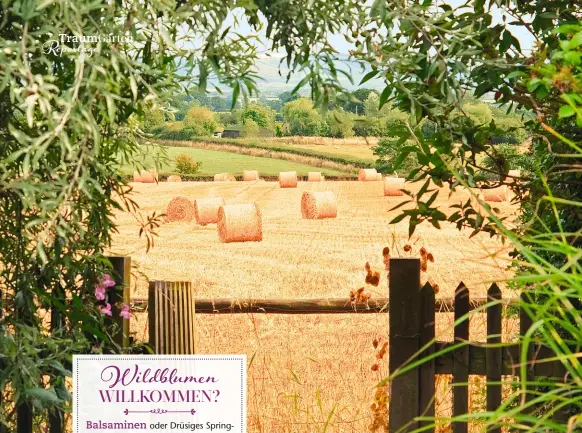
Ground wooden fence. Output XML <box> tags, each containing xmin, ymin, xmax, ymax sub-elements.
<box><xmin>139</xmin><ymin>257</ymin><xmax>565</xmax><ymax>432</ymax></box>
<box><xmin>1</xmin><ymin>256</ymin><xmax>565</xmax><ymax>432</ymax></box>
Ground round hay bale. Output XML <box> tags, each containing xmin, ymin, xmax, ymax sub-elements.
<box><xmin>217</xmin><ymin>203</ymin><xmax>262</xmax><ymax>243</ymax></box>
<box><xmin>214</xmin><ymin>173</ymin><xmax>236</xmax><ymax>182</ymax></box>
<box><xmin>483</xmin><ymin>186</ymin><xmax>508</xmax><ymax>202</ymax></box>
<box><xmin>384</xmin><ymin>177</ymin><xmax>405</xmax><ymax>196</ymax></box>
<box><xmin>167</xmin><ymin>175</ymin><xmax>182</xmax><ymax>182</ymax></box>
<box><xmin>166</xmin><ymin>197</ymin><xmax>195</xmax><ymax>222</ymax></box>
<box><xmin>140</xmin><ymin>169</ymin><xmax>158</xmax><ymax>183</ymax></box>
<box><xmin>132</xmin><ymin>171</ymin><xmax>142</xmax><ymax>182</ymax></box>
<box><xmin>358</xmin><ymin>168</ymin><xmax>378</xmax><ymax>181</ymax></box>
<box><xmin>194</xmin><ymin>197</ymin><xmax>225</xmax><ymax>226</ymax></box>
<box><xmin>508</xmin><ymin>169</ymin><xmax>521</xmax><ymax>178</ymax></box>
<box><xmin>301</xmin><ymin>191</ymin><xmax>337</xmax><ymax>219</ymax></box>
<box><xmin>279</xmin><ymin>171</ymin><xmax>298</xmax><ymax>188</ymax></box>
<box><xmin>307</xmin><ymin>172</ymin><xmax>323</xmax><ymax>182</ymax></box>
<box><xmin>243</xmin><ymin>170</ymin><xmax>259</xmax><ymax>181</ymax></box>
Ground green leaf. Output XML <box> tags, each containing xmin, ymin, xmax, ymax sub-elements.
<box><xmin>379</xmin><ymin>86</ymin><xmax>391</xmax><ymax>109</ymax></box>
<box><xmin>390</xmin><ymin>213</ymin><xmax>408</xmax><ymax>224</ymax></box>
<box><xmin>500</xmin><ymin>30</ymin><xmax>512</xmax><ymax>54</ymax></box>
<box><xmin>26</xmin><ymin>388</ymin><xmax>61</xmax><ymax>405</ymax></box>
<box><xmin>558</xmin><ymin>105</ymin><xmax>575</xmax><ymax>119</ymax></box>
<box><xmin>360</xmin><ymin>69</ymin><xmax>378</xmax><ymax>85</ymax></box>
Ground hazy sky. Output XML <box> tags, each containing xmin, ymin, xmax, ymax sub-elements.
<box><xmin>222</xmin><ymin>0</ymin><xmax>535</xmax><ymax>57</ymax></box>
<box><xmin>205</xmin><ymin>2</ymin><xmax>536</xmax><ymax>93</ymax></box>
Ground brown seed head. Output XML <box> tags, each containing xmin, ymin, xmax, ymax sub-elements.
<box><xmin>403</xmin><ymin>244</ymin><xmax>412</xmax><ymax>252</ymax></box>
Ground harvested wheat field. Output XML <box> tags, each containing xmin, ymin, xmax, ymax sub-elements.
<box><xmin>110</xmin><ymin>180</ymin><xmax>519</xmax><ymax>433</ymax></box>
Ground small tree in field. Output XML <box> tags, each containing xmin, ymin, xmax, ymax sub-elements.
<box><xmin>183</xmin><ymin>106</ymin><xmax>218</xmax><ymax>136</ymax></box>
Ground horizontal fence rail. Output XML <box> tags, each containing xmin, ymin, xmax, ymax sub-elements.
<box><xmin>130</xmin><ymin>296</ymin><xmax>520</xmax><ymax>314</ymax></box>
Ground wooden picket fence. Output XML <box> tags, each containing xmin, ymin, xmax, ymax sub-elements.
<box><xmin>1</xmin><ymin>256</ymin><xmax>566</xmax><ymax>432</ymax></box>
<box><xmin>142</xmin><ymin>257</ymin><xmax>566</xmax><ymax>432</ymax></box>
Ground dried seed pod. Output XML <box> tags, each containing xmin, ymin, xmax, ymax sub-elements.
<box><xmin>373</xmin><ymin>339</ymin><xmax>379</xmax><ymax>349</ymax></box>
<box><xmin>404</xmin><ymin>244</ymin><xmax>412</xmax><ymax>252</ymax></box>
<box><xmin>421</xmin><ymin>259</ymin><xmax>428</xmax><ymax>272</ymax></box>
<box><xmin>371</xmin><ymin>363</ymin><xmax>379</xmax><ymax>371</ymax></box>
<box><xmin>420</xmin><ymin>247</ymin><xmax>427</xmax><ymax>257</ymax></box>
<box><xmin>382</xmin><ymin>247</ymin><xmax>390</xmax><ymax>256</ymax></box>
<box><xmin>427</xmin><ymin>253</ymin><xmax>434</xmax><ymax>262</ymax></box>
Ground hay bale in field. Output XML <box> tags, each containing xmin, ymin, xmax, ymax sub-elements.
<box><xmin>358</xmin><ymin>168</ymin><xmax>378</xmax><ymax>181</ymax></box>
<box><xmin>167</xmin><ymin>175</ymin><xmax>182</xmax><ymax>182</ymax></box>
<box><xmin>301</xmin><ymin>191</ymin><xmax>337</xmax><ymax>219</ymax></box>
<box><xmin>214</xmin><ymin>173</ymin><xmax>237</xmax><ymax>182</ymax></box>
<box><xmin>483</xmin><ymin>186</ymin><xmax>508</xmax><ymax>202</ymax></box>
<box><xmin>217</xmin><ymin>203</ymin><xmax>262</xmax><ymax>243</ymax></box>
<box><xmin>307</xmin><ymin>172</ymin><xmax>323</xmax><ymax>182</ymax></box>
<box><xmin>166</xmin><ymin>196</ymin><xmax>195</xmax><ymax>222</ymax></box>
<box><xmin>384</xmin><ymin>177</ymin><xmax>405</xmax><ymax>196</ymax></box>
<box><xmin>243</xmin><ymin>170</ymin><xmax>259</xmax><ymax>181</ymax></box>
<box><xmin>375</xmin><ymin>173</ymin><xmax>383</xmax><ymax>181</ymax></box>
<box><xmin>140</xmin><ymin>169</ymin><xmax>158</xmax><ymax>183</ymax></box>
<box><xmin>194</xmin><ymin>197</ymin><xmax>225</xmax><ymax>226</ymax></box>
<box><xmin>132</xmin><ymin>171</ymin><xmax>142</xmax><ymax>182</ymax></box>
<box><xmin>279</xmin><ymin>171</ymin><xmax>298</xmax><ymax>188</ymax></box>
<box><xmin>508</xmin><ymin>169</ymin><xmax>521</xmax><ymax>178</ymax></box>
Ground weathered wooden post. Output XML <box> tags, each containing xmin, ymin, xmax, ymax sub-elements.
<box><xmin>453</xmin><ymin>282</ymin><xmax>469</xmax><ymax>433</ymax></box>
<box><xmin>107</xmin><ymin>256</ymin><xmax>131</xmax><ymax>348</ymax></box>
<box><xmin>419</xmin><ymin>282</ymin><xmax>436</xmax><ymax>432</ymax></box>
<box><xmin>148</xmin><ymin>281</ymin><xmax>196</xmax><ymax>354</ymax></box>
<box><xmin>389</xmin><ymin>257</ymin><xmax>421</xmax><ymax>432</ymax></box>
<box><xmin>486</xmin><ymin>284</ymin><xmax>502</xmax><ymax>433</ymax></box>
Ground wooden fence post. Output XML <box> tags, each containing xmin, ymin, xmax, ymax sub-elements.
<box><xmin>107</xmin><ymin>256</ymin><xmax>131</xmax><ymax>348</ymax></box>
<box><xmin>148</xmin><ymin>281</ymin><xmax>196</xmax><ymax>354</ymax></box>
<box><xmin>453</xmin><ymin>283</ymin><xmax>469</xmax><ymax>433</ymax></box>
<box><xmin>486</xmin><ymin>284</ymin><xmax>502</xmax><ymax>433</ymax></box>
<box><xmin>419</xmin><ymin>282</ymin><xmax>436</xmax><ymax>433</ymax></box>
<box><xmin>389</xmin><ymin>258</ymin><xmax>421</xmax><ymax>432</ymax></box>
<box><xmin>49</xmin><ymin>286</ymin><xmax>64</xmax><ymax>433</ymax></box>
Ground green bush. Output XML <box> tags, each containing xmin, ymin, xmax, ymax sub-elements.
<box><xmin>174</xmin><ymin>153</ymin><xmax>202</xmax><ymax>175</ymax></box>
<box><xmin>481</xmin><ymin>142</ymin><xmax>533</xmax><ymax>178</ymax></box>
<box><xmin>374</xmin><ymin>135</ymin><xmax>419</xmax><ymax>175</ymax></box>
<box><xmin>462</xmin><ymin>103</ymin><xmax>493</xmax><ymax>125</ymax></box>
<box><xmin>492</xmin><ymin>117</ymin><xmax>528</xmax><ymax>144</ymax></box>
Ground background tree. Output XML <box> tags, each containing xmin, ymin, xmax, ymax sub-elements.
<box><xmin>183</xmin><ymin>106</ymin><xmax>219</xmax><ymax>136</ymax></box>
<box><xmin>282</xmin><ymin>98</ymin><xmax>325</xmax><ymax>136</ymax></box>
<box><xmin>142</xmin><ymin>104</ymin><xmax>166</xmax><ymax>132</ymax></box>
<box><xmin>341</xmin><ymin>88</ymin><xmax>377</xmax><ymax>114</ymax></box>
<box><xmin>241</xmin><ymin>103</ymin><xmax>276</xmax><ymax>130</ymax></box>
<box><xmin>326</xmin><ymin>109</ymin><xmax>355</xmax><ymax>138</ymax></box>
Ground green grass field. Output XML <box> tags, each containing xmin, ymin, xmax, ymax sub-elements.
<box><xmin>121</xmin><ymin>145</ymin><xmax>347</xmax><ymax>176</ymax></box>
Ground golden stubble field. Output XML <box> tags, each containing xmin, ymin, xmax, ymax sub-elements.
<box><xmin>110</xmin><ymin>180</ymin><xmax>520</xmax><ymax>433</ymax></box>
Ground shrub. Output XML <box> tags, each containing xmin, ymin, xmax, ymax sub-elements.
<box><xmin>462</xmin><ymin>103</ymin><xmax>493</xmax><ymax>125</ymax></box>
<box><xmin>174</xmin><ymin>153</ymin><xmax>202</xmax><ymax>175</ymax></box>
<box><xmin>491</xmin><ymin>117</ymin><xmax>528</xmax><ymax>144</ymax></box>
<box><xmin>481</xmin><ymin>142</ymin><xmax>533</xmax><ymax>178</ymax></box>
<box><xmin>241</xmin><ymin>119</ymin><xmax>260</xmax><ymax>137</ymax></box>
<box><xmin>374</xmin><ymin>135</ymin><xmax>419</xmax><ymax>175</ymax></box>
<box><xmin>183</xmin><ymin>106</ymin><xmax>218</xmax><ymax>136</ymax></box>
